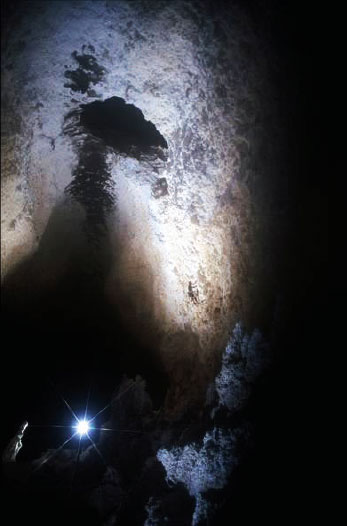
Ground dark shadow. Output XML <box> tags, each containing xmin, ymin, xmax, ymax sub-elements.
<box><xmin>79</xmin><ymin>96</ymin><xmax>168</xmax><ymax>152</ymax></box>
<box><xmin>64</xmin><ymin>49</ymin><xmax>105</xmax><ymax>94</ymax></box>
<box><xmin>1</xmin><ymin>200</ymin><xmax>168</xmax><ymax>460</ymax></box>
<box><xmin>2</xmin><ymin>95</ymin><xmax>169</xmax><ymax>443</ymax></box>
<box><xmin>2</xmin><ymin>88</ymin><xmax>172</xmax><ymax>525</ymax></box>
<box><xmin>63</xmin><ymin>96</ymin><xmax>168</xmax><ymax>243</ymax></box>
<box><xmin>64</xmin><ymin>96</ymin><xmax>168</xmax><ymax>159</ymax></box>
<box><xmin>65</xmin><ymin>136</ymin><xmax>115</xmax><ymax>242</ymax></box>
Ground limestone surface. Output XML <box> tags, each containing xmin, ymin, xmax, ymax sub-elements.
<box><xmin>1</xmin><ymin>0</ymin><xmax>282</xmax><ymax>410</ymax></box>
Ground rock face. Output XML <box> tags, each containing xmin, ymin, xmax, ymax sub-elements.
<box><xmin>2</xmin><ymin>326</ymin><xmax>268</xmax><ymax>526</ymax></box>
<box><xmin>1</xmin><ymin>1</ymin><xmax>284</xmax><ymax>412</ymax></box>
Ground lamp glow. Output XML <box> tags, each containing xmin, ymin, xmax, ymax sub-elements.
<box><xmin>76</xmin><ymin>419</ymin><xmax>89</xmax><ymax>436</ymax></box>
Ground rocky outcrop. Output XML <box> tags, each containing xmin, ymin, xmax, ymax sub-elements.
<box><xmin>2</xmin><ymin>324</ymin><xmax>268</xmax><ymax>525</ymax></box>
<box><xmin>2</xmin><ymin>421</ymin><xmax>28</xmax><ymax>463</ymax></box>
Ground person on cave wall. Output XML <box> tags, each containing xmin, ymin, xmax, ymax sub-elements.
<box><xmin>188</xmin><ymin>281</ymin><xmax>200</xmax><ymax>305</ymax></box>
<box><xmin>2</xmin><ymin>421</ymin><xmax>28</xmax><ymax>464</ymax></box>
<box><xmin>2</xmin><ymin>421</ymin><xmax>33</xmax><ymax>486</ymax></box>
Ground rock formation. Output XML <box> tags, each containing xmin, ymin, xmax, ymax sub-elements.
<box><xmin>1</xmin><ymin>0</ymin><xmax>285</xmax><ymax>413</ymax></box>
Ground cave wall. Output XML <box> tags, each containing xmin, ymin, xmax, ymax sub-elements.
<box><xmin>1</xmin><ymin>0</ymin><xmax>283</xmax><ymax>411</ymax></box>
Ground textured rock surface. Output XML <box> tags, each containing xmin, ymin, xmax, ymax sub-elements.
<box><xmin>2</xmin><ymin>325</ymin><xmax>268</xmax><ymax>525</ymax></box>
<box><xmin>2</xmin><ymin>2</ymin><xmax>335</xmax><ymax>525</ymax></box>
<box><xmin>1</xmin><ymin>0</ymin><xmax>284</xmax><ymax>412</ymax></box>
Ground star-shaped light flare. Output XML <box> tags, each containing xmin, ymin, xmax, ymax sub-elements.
<box><xmin>29</xmin><ymin>380</ymin><xmax>138</xmax><ymax>473</ymax></box>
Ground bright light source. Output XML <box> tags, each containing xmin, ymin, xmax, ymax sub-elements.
<box><xmin>76</xmin><ymin>419</ymin><xmax>90</xmax><ymax>437</ymax></box>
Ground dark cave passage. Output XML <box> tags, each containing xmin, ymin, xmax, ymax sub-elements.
<box><xmin>79</xmin><ymin>96</ymin><xmax>168</xmax><ymax>153</ymax></box>
<box><xmin>64</xmin><ymin>96</ymin><xmax>168</xmax><ymax>239</ymax></box>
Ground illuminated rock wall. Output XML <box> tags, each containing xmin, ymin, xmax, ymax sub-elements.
<box><xmin>1</xmin><ymin>1</ymin><xmax>280</xmax><ymax>412</ymax></box>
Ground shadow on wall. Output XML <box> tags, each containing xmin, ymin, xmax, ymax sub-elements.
<box><xmin>79</xmin><ymin>96</ymin><xmax>168</xmax><ymax>152</ymax></box>
<box><xmin>64</xmin><ymin>96</ymin><xmax>168</xmax><ymax>159</ymax></box>
<box><xmin>2</xmin><ymin>198</ymin><xmax>214</xmax><ymax>431</ymax></box>
<box><xmin>102</xmin><ymin>233</ymin><xmax>213</xmax><ymax>417</ymax></box>
<box><xmin>63</xmin><ymin>96</ymin><xmax>168</xmax><ymax>243</ymax></box>
<box><xmin>1</xmin><ymin>199</ymin><xmax>169</xmax><ymax>436</ymax></box>
<box><xmin>2</xmin><ymin>93</ymin><xmax>209</xmax><ymax>433</ymax></box>
<box><xmin>160</xmin><ymin>330</ymin><xmax>212</xmax><ymax>417</ymax></box>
